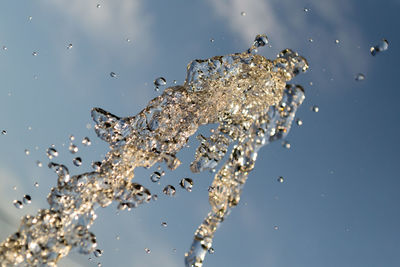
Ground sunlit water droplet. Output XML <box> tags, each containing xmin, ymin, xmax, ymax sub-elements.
<box><xmin>179</xmin><ymin>178</ymin><xmax>193</xmax><ymax>192</ymax></box>
<box><xmin>308</xmin><ymin>38</ymin><xmax>313</xmax><ymax>43</ymax></box>
<box><xmin>110</xmin><ymin>72</ymin><xmax>117</xmax><ymax>78</ymax></box>
<box><xmin>282</xmin><ymin>141</ymin><xmax>291</xmax><ymax>149</ymax></box>
<box><xmin>370</xmin><ymin>39</ymin><xmax>389</xmax><ymax>56</ymax></box>
<box><xmin>32</xmin><ymin>51</ymin><xmax>37</xmax><ymax>56</ymax></box>
<box><xmin>34</xmin><ymin>182</ymin><xmax>39</xmax><ymax>188</ymax></box>
<box><xmin>94</xmin><ymin>249</ymin><xmax>103</xmax><ymax>257</ymax></box>
<box><xmin>296</xmin><ymin>118</ymin><xmax>303</xmax><ymax>126</ymax></box>
<box><xmin>28</xmin><ymin>16</ymin><xmax>32</xmax><ymax>21</ymax></box>
<box><xmin>161</xmin><ymin>222</ymin><xmax>167</xmax><ymax>227</ymax></box>
<box><xmin>335</xmin><ymin>39</ymin><xmax>340</xmax><ymax>44</ymax></box>
<box><xmin>277</xmin><ymin>176</ymin><xmax>284</xmax><ymax>183</ymax></box>
<box><xmin>210</xmin><ymin>38</ymin><xmax>214</xmax><ymax>43</ymax></box>
<box><xmin>46</xmin><ymin>147</ymin><xmax>59</xmax><ymax>159</ymax></box>
<box><xmin>91</xmin><ymin>161</ymin><xmax>102</xmax><ymax>172</ymax></box>
<box><xmin>24</xmin><ymin>149</ymin><xmax>30</xmax><ymax>155</ymax></box>
<box><xmin>241</xmin><ymin>11</ymin><xmax>246</xmax><ymax>16</ymax></box>
<box><xmin>304</xmin><ymin>7</ymin><xmax>310</xmax><ymax>12</ymax></box>
<box><xmin>73</xmin><ymin>157</ymin><xmax>82</xmax><ymax>167</ymax></box>
<box><xmin>36</xmin><ymin>160</ymin><xmax>43</xmax><ymax>167</ymax></box>
<box><xmin>163</xmin><ymin>185</ymin><xmax>176</xmax><ymax>196</ymax></box>
<box><xmin>13</xmin><ymin>200</ymin><xmax>23</xmax><ymax>209</ymax></box>
<box><xmin>96</xmin><ymin>4</ymin><xmax>101</xmax><ymax>8</ymax></box>
<box><xmin>69</xmin><ymin>135</ymin><xmax>75</xmax><ymax>141</ymax></box>
<box><xmin>208</xmin><ymin>248</ymin><xmax>214</xmax><ymax>254</ymax></box>
<box><xmin>82</xmin><ymin>137</ymin><xmax>91</xmax><ymax>146</ymax></box>
<box><xmin>312</xmin><ymin>105</ymin><xmax>319</xmax><ymax>113</ymax></box>
<box><xmin>274</xmin><ymin>225</ymin><xmax>279</xmax><ymax>230</ymax></box>
<box><xmin>355</xmin><ymin>73</ymin><xmax>365</xmax><ymax>81</ymax></box>
<box><xmin>144</xmin><ymin>248</ymin><xmax>151</xmax><ymax>254</ymax></box>
<box><xmin>154</xmin><ymin>77</ymin><xmax>167</xmax><ymax>91</ymax></box>
<box><xmin>23</xmin><ymin>195</ymin><xmax>32</xmax><ymax>204</ymax></box>
<box><xmin>69</xmin><ymin>144</ymin><xmax>78</xmax><ymax>154</ymax></box>
<box><xmin>150</xmin><ymin>171</ymin><xmax>161</xmax><ymax>183</ymax></box>
<box><xmin>253</xmin><ymin>34</ymin><xmax>268</xmax><ymax>48</ymax></box>
<box><xmin>67</xmin><ymin>43</ymin><xmax>73</xmax><ymax>49</ymax></box>
<box><xmin>1</xmin><ymin>130</ymin><xmax>7</xmax><ymax>135</ymax></box>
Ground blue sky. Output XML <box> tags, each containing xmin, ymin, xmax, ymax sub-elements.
<box><xmin>0</xmin><ymin>0</ymin><xmax>399</xmax><ymax>266</ymax></box>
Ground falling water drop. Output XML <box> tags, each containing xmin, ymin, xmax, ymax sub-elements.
<box><xmin>335</xmin><ymin>39</ymin><xmax>340</xmax><ymax>44</ymax></box>
<box><xmin>282</xmin><ymin>141</ymin><xmax>291</xmax><ymax>149</ymax></box>
<box><xmin>179</xmin><ymin>178</ymin><xmax>193</xmax><ymax>192</ymax></box>
<box><xmin>208</xmin><ymin>248</ymin><xmax>215</xmax><ymax>254</ymax></box>
<box><xmin>23</xmin><ymin>195</ymin><xmax>32</xmax><ymax>204</ymax></box>
<box><xmin>96</xmin><ymin>4</ymin><xmax>101</xmax><ymax>8</ymax></box>
<box><xmin>312</xmin><ymin>105</ymin><xmax>319</xmax><ymax>113</ymax></box>
<box><xmin>303</xmin><ymin>7</ymin><xmax>310</xmax><ymax>12</ymax></box>
<box><xmin>154</xmin><ymin>77</ymin><xmax>167</xmax><ymax>91</ymax></box>
<box><xmin>110</xmin><ymin>72</ymin><xmax>117</xmax><ymax>78</ymax></box>
<box><xmin>34</xmin><ymin>182</ymin><xmax>39</xmax><ymax>188</ymax></box>
<box><xmin>274</xmin><ymin>225</ymin><xmax>279</xmax><ymax>230</ymax></box>
<box><xmin>355</xmin><ymin>73</ymin><xmax>365</xmax><ymax>81</ymax></box>
<box><xmin>73</xmin><ymin>157</ymin><xmax>82</xmax><ymax>167</ymax></box>
<box><xmin>150</xmin><ymin>172</ymin><xmax>161</xmax><ymax>183</ymax></box>
<box><xmin>69</xmin><ymin>144</ymin><xmax>78</xmax><ymax>154</ymax></box>
<box><xmin>163</xmin><ymin>185</ymin><xmax>176</xmax><ymax>196</ymax></box>
<box><xmin>241</xmin><ymin>11</ymin><xmax>246</xmax><ymax>16</ymax></box>
<box><xmin>36</xmin><ymin>161</ymin><xmax>43</xmax><ymax>167</ymax></box>
<box><xmin>32</xmin><ymin>51</ymin><xmax>37</xmax><ymax>56</ymax></box>
<box><xmin>277</xmin><ymin>176</ymin><xmax>284</xmax><ymax>183</ymax></box>
<box><xmin>91</xmin><ymin>161</ymin><xmax>102</xmax><ymax>172</ymax></box>
<box><xmin>253</xmin><ymin>34</ymin><xmax>269</xmax><ymax>48</ymax></box>
<box><xmin>13</xmin><ymin>200</ymin><xmax>23</xmax><ymax>209</ymax></box>
<box><xmin>24</xmin><ymin>149</ymin><xmax>30</xmax><ymax>155</ymax></box>
<box><xmin>1</xmin><ymin>130</ymin><xmax>6</xmax><ymax>135</ymax></box>
<box><xmin>94</xmin><ymin>249</ymin><xmax>103</xmax><ymax>257</ymax></box>
<box><xmin>82</xmin><ymin>137</ymin><xmax>91</xmax><ymax>146</ymax></box>
<box><xmin>296</xmin><ymin>118</ymin><xmax>303</xmax><ymax>126</ymax></box>
<box><xmin>46</xmin><ymin>147</ymin><xmax>59</xmax><ymax>159</ymax></box>
<box><xmin>144</xmin><ymin>248</ymin><xmax>151</xmax><ymax>254</ymax></box>
<box><xmin>161</xmin><ymin>222</ymin><xmax>168</xmax><ymax>227</ymax></box>
<box><xmin>67</xmin><ymin>43</ymin><xmax>73</xmax><ymax>49</ymax></box>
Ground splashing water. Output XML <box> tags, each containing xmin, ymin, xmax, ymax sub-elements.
<box><xmin>0</xmin><ymin>36</ymin><xmax>308</xmax><ymax>266</ymax></box>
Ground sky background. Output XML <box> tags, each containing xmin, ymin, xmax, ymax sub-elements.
<box><xmin>0</xmin><ymin>0</ymin><xmax>399</xmax><ymax>266</ymax></box>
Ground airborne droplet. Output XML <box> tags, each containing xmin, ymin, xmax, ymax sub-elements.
<box><xmin>144</xmin><ymin>248</ymin><xmax>151</xmax><ymax>254</ymax></box>
<box><xmin>282</xmin><ymin>141</ymin><xmax>291</xmax><ymax>149</ymax></box>
<box><xmin>312</xmin><ymin>105</ymin><xmax>319</xmax><ymax>113</ymax></box>
<box><xmin>241</xmin><ymin>11</ymin><xmax>246</xmax><ymax>16</ymax></box>
<box><xmin>277</xmin><ymin>176</ymin><xmax>284</xmax><ymax>183</ymax></box>
<box><xmin>67</xmin><ymin>43</ymin><xmax>73</xmax><ymax>49</ymax></box>
<box><xmin>370</xmin><ymin>39</ymin><xmax>389</xmax><ymax>56</ymax></box>
<box><xmin>296</xmin><ymin>118</ymin><xmax>303</xmax><ymax>126</ymax></box>
<box><xmin>46</xmin><ymin>147</ymin><xmax>59</xmax><ymax>159</ymax></box>
<box><xmin>73</xmin><ymin>157</ymin><xmax>82</xmax><ymax>167</ymax></box>
<box><xmin>163</xmin><ymin>185</ymin><xmax>176</xmax><ymax>196</ymax></box>
<box><xmin>154</xmin><ymin>77</ymin><xmax>167</xmax><ymax>88</ymax></box>
<box><xmin>91</xmin><ymin>161</ymin><xmax>102</xmax><ymax>172</ymax></box>
<box><xmin>110</xmin><ymin>72</ymin><xmax>117</xmax><ymax>78</ymax></box>
<box><xmin>82</xmin><ymin>137</ymin><xmax>91</xmax><ymax>146</ymax></box>
<box><xmin>253</xmin><ymin>34</ymin><xmax>269</xmax><ymax>48</ymax></box>
<box><xmin>94</xmin><ymin>249</ymin><xmax>103</xmax><ymax>257</ymax></box>
<box><xmin>23</xmin><ymin>195</ymin><xmax>32</xmax><ymax>204</ymax></box>
<box><xmin>24</xmin><ymin>149</ymin><xmax>30</xmax><ymax>155</ymax></box>
<box><xmin>69</xmin><ymin>144</ymin><xmax>78</xmax><ymax>154</ymax></box>
<box><xmin>355</xmin><ymin>73</ymin><xmax>365</xmax><ymax>81</ymax></box>
<box><xmin>32</xmin><ymin>51</ymin><xmax>38</xmax><ymax>56</ymax></box>
<box><xmin>150</xmin><ymin>172</ymin><xmax>161</xmax><ymax>183</ymax></box>
<box><xmin>161</xmin><ymin>222</ymin><xmax>168</xmax><ymax>227</ymax></box>
<box><xmin>179</xmin><ymin>178</ymin><xmax>193</xmax><ymax>192</ymax></box>
<box><xmin>1</xmin><ymin>130</ymin><xmax>6</xmax><ymax>135</ymax></box>
<box><xmin>13</xmin><ymin>200</ymin><xmax>23</xmax><ymax>209</ymax></box>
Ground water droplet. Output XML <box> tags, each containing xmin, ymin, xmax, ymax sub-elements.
<box><xmin>241</xmin><ymin>11</ymin><xmax>246</xmax><ymax>16</ymax></box>
<box><xmin>73</xmin><ymin>157</ymin><xmax>82</xmax><ymax>167</ymax></box>
<box><xmin>296</xmin><ymin>118</ymin><xmax>303</xmax><ymax>126</ymax></box>
<box><xmin>144</xmin><ymin>248</ymin><xmax>151</xmax><ymax>254</ymax></box>
<box><xmin>126</xmin><ymin>38</ymin><xmax>131</xmax><ymax>42</ymax></box>
<box><xmin>13</xmin><ymin>186</ymin><xmax>17</xmax><ymax>190</ymax></box>
<box><xmin>274</xmin><ymin>225</ymin><xmax>279</xmax><ymax>230</ymax></box>
<box><xmin>69</xmin><ymin>135</ymin><xmax>75</xmax><ymax>141</ymax></box>
<box><xmin>277</xmin><ymin>176</ymin><xmax>284</xmax><ymax>183</ymax></box>
<box><xmin>67</xmin><ymin>43</ymin><xmax>73</xmax><ymax>49</ymax></box>
<box><xmin>28</xmin><ymin>16</ymin><xmax>32</xmax><ymax>21</ymax></box>
<box><xmin>110</xmin><ymin>72</ymin><xmax>117</xmax><ymax>78</ymax></box>
<box><xmin>23</xmin><ymin>195</ymin><xmax>32</xmax><ymax>204</ymax></box>
<box><xmin>1</xmin><ymin>130</ymin><xmax>7</xmax><ymax>135</ymax></box>
<box><xmin>34</xmin><ymin>182</ymin><xmax>39</xmax><ymax>187</ymax></box>
<box><xmin>32</xmin><ymin>51</ymin><xmax>37</xmax><ymax>56</ymax></box>
<box><xmin>46</xmin><ymin>147</ymin><xmax>59</xmax><ymax>159</ymax></box>
<box><xmin>282</xmin><ymin>141</ymin><xmax>291</xmax><ymax>149</ymax></box>
<box><xmin>308</xmin><ymin>38</ymin><xmax>313</xmax><ymax>43</ymax></box>
<box><xmin>335</xmin><ymin>39</ymin><xmax>340</xmax><ymax>44</ymax></box>
<box><xmin>208</xmin><ymin>248</ymin><xmax>215</xmax><ymax>254</ymax></box>
<box><xmin>24</xmin><ymin>149</ymin><xmax>30</xmax><ymax>155</ymax></box>
<box><xmin>161</xmin><ymin>222</ymin><xmax>167</xmax><ymax>227</ymax></box>
<box><xmin>69</xmin><ymin>144</ymin><xmax>78</xmax><ymax>154</ymax></box>
<box><xmin>97</xmin><ymin>263</ymin><xmax>102</xmax><ymax>267</ymax></box>
<box><xmin>370</xmin><ymin>39</ymin><xmax>389</xmax><ymax>56</ymax></box>
<box><xmin>2</xmin><ymin>46</ymin><xmax>7</xmax><ymax>50</ymax></box>
<box><xmin>303</xmin><ymin>7</ymin><xmax>310</xmax><ymax>12</ymax></box>
<box><xmin>96</xmin><ymin>4</ymin><xmax>101</xmax><ymax>8</ymax></box>
<box><xmin>154</xmin><ymin>77</ymin><xmax>167</xmax><ymax>87</ymax></box>
<box><xmin>82</xmin><ymin>137</ymin><xmax>91</xmax><ymax>146</ymax></box>
<box><xmin>150</xmin><ymin>171</ymin><xmax>161</xmax><ymax>183</ymax></box>
<box><xmin>36</xmin><ymin>161</ymin><xmax>43</xmax><ymax>167</ymax></box>
<box><xmin>91</xmin><ymin>161</ymin><xmax>102</xmax><ymax>172</ymax></box>
<box><xmin>312</xmin><ymin>105</ymin><xmax>319</xmax><ymax>113</ymax></box>
<box><xmin>179</xmin><ymin>178</ymin><xmax>193</xmax><ymax>192</ymax></box>
<box><xmin>116</xmin><ymin>235</ymin><xmax>120</xmax><ymax>240</ymax></box>
<box><xmin>94</xmin><ymin>249</ymin><xmax>103</xmax><ymax>257</ymax></box>
<box><xmin>355</xmin><ymin>73</ymin><xmax>365</xmax><ymax>81</ymax></box>
<box><xmin>13</xmin><ymin>200</ymin><xmax>23</xmax><ymax>209</ymax></box>
<box><xmin>253</xmin><ymin>34</ymin><xmax>269</xmax><ymax>48</ymax></box>
<box><xmin>152</xmin><ymin>194</ymin><xmax>158</xmax><ymax>201</ymax></box>
<box><xmin>163</xmin><ymin>185</ymin><xmax>176</xmax><ymax>196</ymax></box>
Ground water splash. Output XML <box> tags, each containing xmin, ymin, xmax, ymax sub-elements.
<box><xmin>0</xmin><ymin>36</ymin><xmax>308</xmax><ymax>266</ymax></box>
